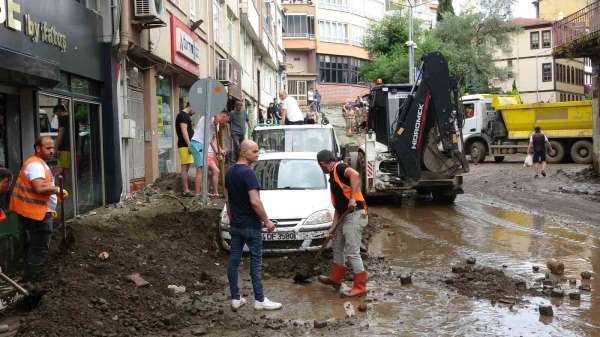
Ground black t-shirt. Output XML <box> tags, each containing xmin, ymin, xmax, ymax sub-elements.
<box><xmin>532</xmin><ymin>133</ymin><xmax>547</xmax><ymax>153</ymax></box>
<box><xmin>329</xmin><ymin>163</ymin><xmax>363</xmax><ymax>213</ymax></box>
<box><xmin>225</xmin><ymin>164</ymin><xmax>262</xmax><ymax>229</ymax></box>
<box><xmin>58</xmin><ymin>115</ymin><xmax>70</xmax><ymax>151</ymax></box>
<box><xmin>175</xmin><ymin>111</ymin><xmax>194</xmax><ymax>148</ymax></box>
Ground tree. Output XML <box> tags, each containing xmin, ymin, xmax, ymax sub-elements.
<box><xmin>437</xmin><ymin>0</ymin><xmax>454</xmax><ymax>22</ymax></box>
<box><xmin>361</xmin><ymin>3</ymin><xmax>518</xmax><ymax>93</ymax></box>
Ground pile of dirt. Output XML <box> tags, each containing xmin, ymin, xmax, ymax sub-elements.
<box><xmin>444</xmin><ymin>263</ymin><xmax>530</xmax><ymax>305</ymax></box>
<box><xmin>0</xmin><ymin>198</ymin><xmax>261</xmax><ymax>337</ymax></box>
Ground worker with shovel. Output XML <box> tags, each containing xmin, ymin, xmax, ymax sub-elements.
<box><xmin>9</xmin><ymin>136</ymin><xmax>69</xmax><ymax>282</ymax></box>
<box><xmin>316</xmin><ymin>149</ymin><xmax>368</xmax><ymax>297</ymax></box>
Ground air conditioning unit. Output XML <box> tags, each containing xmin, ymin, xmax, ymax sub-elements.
<box><xmin>134</xmin><ymin>0</ymin><xmax>165</xmax><ymax>21</ymax></box>
<box><xmin>217</xmin><ymin>59</ymin><xmax>230</xmax><ymax>83</ymax></box>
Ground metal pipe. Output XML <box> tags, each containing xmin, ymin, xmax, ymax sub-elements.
<box><xmin>119</xmin><ymin>0</ymin><xmax>130</xmax><ymax>55</ymax></box>
<box><xmin>408</xmin><ymin>1</ymin><xmax>415</xmax><ymax>85</ymax></box>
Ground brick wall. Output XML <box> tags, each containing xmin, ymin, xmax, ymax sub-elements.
<box><xmin>317</xmin><ymin>83</ymin><xmax>369</xmax><ymax>104</ymax></box>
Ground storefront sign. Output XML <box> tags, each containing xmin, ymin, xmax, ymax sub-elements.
<box><xmin>0</xmin><ymin>0</ymin><xmax>67</xmax><ymax>52</ymax></box>
<box><xmin>170</xmin><ymin>15</ymin><xmax>201</xmax><ymax>76</ymax></box>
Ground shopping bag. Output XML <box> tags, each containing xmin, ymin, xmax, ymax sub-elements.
<box><xmin>523</xmin><ymin>154</ymin><xmax>533</xmax><ymax>167</ymax></box>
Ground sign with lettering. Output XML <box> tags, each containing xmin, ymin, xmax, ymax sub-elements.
<box><xmin>170</xmin><ymin>15</ymin><xmax>201</xmax><ymax>76</ymax></box>
<box><xmin>0</xmin><ymin>0</ymin><xmax>67</xmax><ymax>52</ymax></box>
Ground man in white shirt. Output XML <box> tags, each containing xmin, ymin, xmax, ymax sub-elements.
<box><xmin>190</xmin><ymin>112</ymin><xmax>229</xmax><ymax>197</ymax></box>
<box><xmin>278</xmin><ymin>91</ymin><xmax>304</xmax><ymax>125</ymax></box>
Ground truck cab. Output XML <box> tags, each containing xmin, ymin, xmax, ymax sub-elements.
<box><xmin>461</xmin><ymin>94</ymin><xmax>505</xmax><ymax>163</ymax></box>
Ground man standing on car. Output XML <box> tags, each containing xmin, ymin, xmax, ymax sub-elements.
<box><xmin>278</xmin><ymin>91</ymin><xmax>304</xmax><ymax>125</ymax></box>
<box><xmin>225</xmin><ymin>139</ymin><xmax>282</xmax><ymax>311</ymax></box>
<box><xmin>528</xmin><ymin>126</ymin><xmax>551</xmax><ymax>178</ymax></box>
<box><xmin>316</xmin><ymin>149</ymin><xmax>368</xmax><ymax>297</ymax></box>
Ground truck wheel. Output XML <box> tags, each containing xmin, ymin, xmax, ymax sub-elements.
<box><xmin>432</xmin><ymin>191</ymin><xmax>457</xmax><ymax>204</ymax></box>
<box><xmin>570</xmin><ymin>140</ymin><xmax>593</xmax><ymax>164</ymax></box>
<box><xmin>547</xmin><ymin>140</ymin><xmax>565</xmax><ymax>164</ymax></box>
<box><xmin>494</xmin><ymin>156</ymin><xmax>505</xmax><ymax>163</ymax></box>
<box><xmin>469</xmin><ymin>141</ymin><xmax>486</xmax><ymax>163</ymax></box>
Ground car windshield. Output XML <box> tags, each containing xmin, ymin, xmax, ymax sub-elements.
<box><xmin>254</xmin><ymin>159</ymin><xmax>327</xmax><ymax>190</ymax></box>
<box><xmin>254</xmin><ymin>128</ymin><xmax>334</xmax><ymax>153</ymax></box>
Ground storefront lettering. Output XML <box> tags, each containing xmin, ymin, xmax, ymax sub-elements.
<box><xmin>24</xmin><ymin>14</ymin><xmax>67</xmax><ymax>52</ymax></box>
<box><xmin>0</xmin><ymin>0</ymin><xmax>67</xmax><ymax>52</ymax></box>
<box><xmin>176</xmin><ymin>27</ymin><xmax>200</xmax><ymax>64</ymax></box>
<box><xmin>0</xmin><ymin>0</ymin><xmax>22</xmax><ymax>31</ymax></box>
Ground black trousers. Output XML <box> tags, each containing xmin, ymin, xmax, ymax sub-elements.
<box><xmin>20</xmin><ymin>213</ymin><xmax>53</xmax><ymax>281</ymax></box>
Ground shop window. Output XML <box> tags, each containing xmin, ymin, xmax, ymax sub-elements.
<box><xmin>71</xmin><ymin>75</ymin><xmax>101</xmax><ymax>96</ymax></box>
<box><xmin>530</xmin><ymin>31</ymin><xmax>539</xmax><ymax>49</ymax></box>
<box><xmin>542</xmin><ymin>30</ymin><xmax>551</xmax><ymax>48</ymax></box>
<box><xmin>156</xmin><ymin>76</ymin><xmax>175</xmax><ymax>175</ymax></box>
<box><xmin>542</xmin><ymin>63</ymin><xmax>552</xmax><ymax>82</ymax></box>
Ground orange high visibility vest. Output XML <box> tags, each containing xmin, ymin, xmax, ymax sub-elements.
<box><xmin>331</xmin><ymin>162</ymin><xmax>367</xmax><ymax>210</ymax></box>
<box><xmin>9</xmin><ymin>156</ymin><xmax>52</xmax><ymax>221</ymax></box>
<box><xmin>0</xmin><ymin>209</ymin><xmax>6</xmax><ymax>222</ymax></box>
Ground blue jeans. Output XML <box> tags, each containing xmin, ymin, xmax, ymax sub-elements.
<box><xmin>20</xmin><ymin>213</ymin><xmax>53</xmax><ymax>281</ymax></box>
<box><xmin>227</xmin><ymin>226</ymin><xmax>264</xmax><ymax>302</ymax></box>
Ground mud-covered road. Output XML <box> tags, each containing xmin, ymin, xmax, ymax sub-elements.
<box><xmin>2</xmin><ymin>127</ymin><xmax>600</xmax><ymax>336</ymax></box>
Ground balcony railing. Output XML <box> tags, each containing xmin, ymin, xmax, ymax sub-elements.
<box><xmin>553</xmin><ymin>1</ymin><xmax>600</xmax><ymax>51</ymax></box>
<box><xmin>282</xmin><ymin>0</ymin><xmax>314</xmax><ymax>4</ymax></box>
<box><xmin>283</xmin><ymin>32</ymin><xmax>316</xmax><ymax>39</ymax></box>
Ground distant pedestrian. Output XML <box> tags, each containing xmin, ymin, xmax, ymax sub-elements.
<box><xmin>278</xmin><ymin>91</ymin><xmax>304</xmax><ymax>125</ymax></box>
<box><xmin>343</xmin><ymin>101</ymin><xmax>354</xmax><ymax>136</ymax></box>
<box><xmin>175</xmin><ymin>103</ymin><xmax>195</xmax><ymax>197</ymax></box>
<box><xmin>225</xmin><ymin>140</ymin><xmax>282</xmax><ymax>311</ymax></box>
<box><xmin>528</xmin><ymin>126</ymin><xmax>551</xmax><ymax>178</ymax></box>
<box><xmin>229</xmin><ymin>101</ymin><xmax>248</xmax><ymax>164</ymax></box>
<box><xmin>10</xmin><ymin>137</ymin><xmax>69</xmax><ymax>281</ymax></box>
<box><xmin>270</xmin><ymin>98</ymin><xmax>281</xmax><ymax>122</ymax></box>
<box><xmin>0</xmin><ymin>167</ymin><xmax>12</xmax><ymax>222</ymax></box>
<box><xmin>313</xmin><ymin>89</ymin><xmax>321</xmax><ymax>113</ymax></box>
<box><xmin>316</xmin><ymin>149</ymin><xmax>368</xmax><ymax>297</ymax></box>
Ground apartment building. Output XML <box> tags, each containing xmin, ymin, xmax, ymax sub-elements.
<box><xmin>533</xmin><ymin>0</ymin><xmax>594</xmax><ymax>91</ymax></box>
<box><xmin>493</xmin><ymin>18</ymin><xmax>585</xmax><ymax>103</ymax></box>
<box><xmin>282</xmin><ymin>0</ymin><xmax>386</xmax><ymax>105</ymax></box>
<box><xmin>385</xmin><ymin>0</ymin><xmax>439</xmax><ymax>29</ymax></box>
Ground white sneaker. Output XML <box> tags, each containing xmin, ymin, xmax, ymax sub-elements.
<box><xmin>254</xmin><ymin>297</ymin><xmax>282</xmax><ymax>311</ymax></box>
<box><xmin>231</xmin><ymin>297</ymin><xmax>246</xmax><ymax>311</ymax></box>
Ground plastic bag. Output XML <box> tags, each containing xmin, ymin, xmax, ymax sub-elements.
<box><xmin>524</xmin><ymin>154</ymin><xmax>533</xmax><ymax>167</ymax></box>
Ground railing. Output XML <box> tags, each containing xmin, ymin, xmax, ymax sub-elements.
<box><xmin>282</xmin><ymin>0</ymin><xmax>314</xmax><ymax>4</ymax></box>
<box><xmin>283</xmin><ymin>32</ymin><xmax>316</xmax><ymax>39</ymax></box>
<box><xmin>553</xmin><ymin>0</ymin><xmax>600</xmax><ymax>49</ymax></box>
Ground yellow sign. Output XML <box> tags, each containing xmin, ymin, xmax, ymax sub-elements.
<box><xmin>0</xmin><ymin>0</ymin><xmax>22</xmax><ymax>31</ymax></box>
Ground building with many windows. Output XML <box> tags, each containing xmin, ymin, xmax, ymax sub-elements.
<box><xmin>282</xmin><ymin>0</ymin><xmax>386</xmax><ymax>105</ymax></box>
<box><xmin>492</xmin><ymin>18</ymin><xmax>586</xmax><ymax>103</ymax></box>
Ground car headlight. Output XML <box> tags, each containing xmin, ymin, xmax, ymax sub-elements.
<box><xmin>304</xmin><ymin>210</ymin><xmax>333</xmax><ymax>225</ymax></box>
<box><xmin>220</xmin><ymin>208</ymin><xmax>230</xmax><ymax>229</ymax></box>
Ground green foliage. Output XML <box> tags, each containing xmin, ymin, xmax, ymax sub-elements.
<box><xmin>361</xmin><ymin>3</ymin><xmax>518</xmax><ymax>93</ymax></box>
<box><xmin>437</xmin><ymin>0</ymin><xmax>455</xmax><ymax>22</ymax></box>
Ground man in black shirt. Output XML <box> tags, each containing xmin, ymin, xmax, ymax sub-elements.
<box><xmin>528</xmin><ymin>126</ymin><xmax>551</xmax><ymax>178</ymax></box>
<box><xmin>175</xmin><ymin>103</ymin><xmax>195</xmax><ymax>196</ymax></box>
<box><xmin>316</xmin><ymin>149</ymin><xmax>368</xmax><ymax>297</ymax></box>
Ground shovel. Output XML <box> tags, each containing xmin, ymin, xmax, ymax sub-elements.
<box><xmin>0</xmin><ymin>267</ymin><xmax>44</xmax><ymax>310</ymax></box>
<box><xmin>57</xmin><ymin>175</ymin><xmax>75</xmax><ymax>252</ymax></box>
<box><xmin>293</xmin><ymin>207</ymin><xmax>354</xmax><ymax>284</ymax></box>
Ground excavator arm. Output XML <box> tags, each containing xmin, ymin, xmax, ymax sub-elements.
<box><xmin>390</xmin><ymin>52</ymin><xmax>467</xmax><ymax>180</ymax></box>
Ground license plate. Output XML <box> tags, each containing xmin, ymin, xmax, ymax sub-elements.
<box><xmin>262</xmin><ymin>231</ymin><xmax>297</xmax><ymax>241</ymax></box>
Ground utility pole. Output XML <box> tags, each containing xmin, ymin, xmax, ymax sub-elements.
<box><xmin>405</xmin><ymin>0</ymin><xmax>417</xmax><ymax>84</ymax></box>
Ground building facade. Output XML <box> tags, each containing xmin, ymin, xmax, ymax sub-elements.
<box><xmin>0</xmin><ymin>0</ymin><xmax>115</xmax><ymax>270</ymax></box>
<box><xmin>493</xmin><ymin>18</ymin><xmax>585</xmax><ymax>103</ymax></box>
<box><xmin>117</xmin><ymin>0</ymin><xmax>285</xmax><ymax>195</ymax></box>
<box><xmin>282</xmin><ymin>0</ymin><xmax>386</xmax><ymax>105</ymax></box>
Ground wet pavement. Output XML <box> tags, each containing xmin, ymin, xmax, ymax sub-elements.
<box><xmin>259</xmin><ymin>194</ymin><xmax>600</xmax><ymax>336</ymax></box>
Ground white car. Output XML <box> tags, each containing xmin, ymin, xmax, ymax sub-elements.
<box><xmin>252</xmin><ymin>124</ymin><xmax>342</xmax><ymax>159</ymax></box>
<box><xmin>219</xmin><ymin>152</ymin><xmax>334</xmax><ymax>253</ymax></box>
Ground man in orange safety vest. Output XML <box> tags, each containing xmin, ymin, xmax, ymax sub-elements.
<box><xmin>316</xmin><ymin>149</ymin><xmax>369</xmax><ymax>297</ymax></box>
<box><xmin>10</xmin><ymin>136</ymin><xmax>69</xmax><ymax>281</ymax></box>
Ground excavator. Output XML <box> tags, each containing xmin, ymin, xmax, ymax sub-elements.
<box><xmin>346</xmin><ymin>52</ymin><xmax>469</xmax><ymax>203</ymax></box>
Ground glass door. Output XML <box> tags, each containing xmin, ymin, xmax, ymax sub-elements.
<box><xmin>73</xmin><ymin>100</ymin><xmax>103</xmax><ymax>213</ymax></box>
<box><xmin>38</xmin><ymin>94</ymin><xmax>75</xmax><ymax>218</ymax></box>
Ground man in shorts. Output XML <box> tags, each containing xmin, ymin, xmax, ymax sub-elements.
<box><xmin>528</xmin><ymin>126</ymin><xmax>551</xmax><ymax>178</ymax></box>
<box><xmin>190</xmin><ymin>112</ymin><xmax>229</xmax><ymax>197</ymax></box>
<box><xmin>175</xmin><ymin>103</ymin><xmax>196</xmax><ymax>196</ymax></box>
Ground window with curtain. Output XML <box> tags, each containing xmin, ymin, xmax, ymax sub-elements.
<box><xmin>319</xmin><ymin>20</ymin><xmax>348</xmax><ymax>43</ymax></box>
